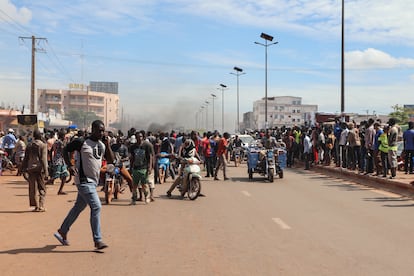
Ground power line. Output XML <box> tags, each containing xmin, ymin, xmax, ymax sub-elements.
<box><xmin>0</xmin><ymin>8</ymin><xmax>33</xmax><ymax>36</ymax></box>
<box><xmin>44</xmin><ymin>40</ymin><xmax>75</xmax><ymax>82</ymax></box>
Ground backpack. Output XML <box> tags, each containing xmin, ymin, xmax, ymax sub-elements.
<box><xmin>133</xmin><ymin>147</ymin><xmax>147</xmax><ymax>169</ymax></box>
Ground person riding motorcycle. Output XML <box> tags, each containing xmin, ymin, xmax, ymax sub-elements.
<box><xmin>107</xmin><ymin>136</ymin><xmax>133</xmax><ymax>193</ymax></box>
<box><xmin>166</xmin><ymin>137</ymin><xmax>200</xmax><ymax>198</ymax></box>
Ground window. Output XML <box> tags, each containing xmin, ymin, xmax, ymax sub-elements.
<box><xmin>297</xmin><ymin>109</ymin><xmax>301</xmax><ymax>113</ymax></box>
<box><xmin>293</xmin><ymin>110</ymin><xmax>296</xmax><ymax>113</ymax></box>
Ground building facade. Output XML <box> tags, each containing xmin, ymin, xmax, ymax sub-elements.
<box><xmin>37</xmin><ymin>81</ymin><xmax>119</xmax><ymax>127</ymax></box>
<box><xmin>252</xmin><ymin>96</ymin><xmax>318</xmax><ymax>129</ymax></box>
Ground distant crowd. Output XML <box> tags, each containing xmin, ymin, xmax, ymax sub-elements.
<box><xmin>0</xmin><ymin>116</ymin><xmax>413</xmax><ymax>207</ymax></box>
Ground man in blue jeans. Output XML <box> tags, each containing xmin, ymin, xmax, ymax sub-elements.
<box><xmin>54</xmin><ymin>120</ymin><xmax>114</xmax><ymax>250</ymax></box>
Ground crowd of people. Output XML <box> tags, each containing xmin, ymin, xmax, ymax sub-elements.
<box><xmin>276</xmin><ymin>117</ymin><xmax>414</xmax><ymax>177</ymax></box>
<box><xmin>0</xmin><ymin>117</ymin><xmax>413</xmax><ymax>249</ymax></box>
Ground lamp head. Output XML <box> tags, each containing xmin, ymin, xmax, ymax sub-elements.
<box><xmin>234</xmin><ymin>66</ymin><xmax>243</xmax><ymax>72</ymax></box>
<box><xmin>260</xmin><ymin>32</ymin><xmax>273</xmax><ymax>41</ymax></box>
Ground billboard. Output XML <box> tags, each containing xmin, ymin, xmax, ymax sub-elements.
<box><xmin>17</xmin><ymin>115</ymin><xmax>39</xmax><ymax>142</ymax></box>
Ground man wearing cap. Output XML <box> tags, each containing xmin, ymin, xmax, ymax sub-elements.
<box><xmin>387</xmin><ymin>118</ymin><xmax>398</xmax><ymax>179</ymax></box>
<box><xmin>3</xmin><ymin>128</ymin><xmax>17</xmax><ymax>160</ymax></box>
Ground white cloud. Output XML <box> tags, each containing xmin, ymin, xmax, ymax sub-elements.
<box><xmin>0</xmin><ymin>0</ymin><xmax>32</xmax><ymax>25</ymax></box>
<box><xmin>346</xmin><ymin>48</ymin><xmax>414</xmax><ymax>69</ymax></box>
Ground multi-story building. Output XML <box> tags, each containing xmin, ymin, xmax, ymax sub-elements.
<box><xmin>37</xmin><ymin>81</ymin><xmax>119</xmax><ymax>127</ymax></box>
<box><xmin>252</xmin><ymin>96</ymin><xmax>317</xmax><ymax>129</ymax></box>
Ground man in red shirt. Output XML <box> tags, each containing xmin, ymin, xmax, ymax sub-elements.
<box><xmin>214</xmin><ymin>132</ymin><xmax>230</xmax><ymax>181</ymax></box>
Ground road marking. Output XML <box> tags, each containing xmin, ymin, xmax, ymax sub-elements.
<box><xmin>241</xmin><ymin>190</ymin><xmax>251</xmax><ymax>197</ymax></box>
<box><xmin>272</xmin><ymin>218</ymin><xmax>291</xmax><ymax>230</ymax></box>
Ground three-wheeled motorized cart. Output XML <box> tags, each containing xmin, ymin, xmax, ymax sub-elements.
<box><xmin>247</xmin><ymin>146</ymin><xmax>285</xmax><ymax>182</ymax></box>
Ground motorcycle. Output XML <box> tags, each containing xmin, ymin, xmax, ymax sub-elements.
<box><xmin>104</xmin><ymin>163</ymin><xmax>122</xmax><ymax>204</ymax></box>
<box><xmin>247</xmin><ymin>147</ymin><xmax>283</xmax><ymax>182</ymax></box>
<box><xmin>0</xmin><ymin>150</ymin><xmax>16</xmax><ymax>174</ymax></box>
<box><xmin>232</xmin><ymin>147</ymin><xmax>243</xmax><ymax>167</ymax></box>
<box><xmin>177</xmin><ymin>156</ymin><xmax>202</xmax><ymax>200</ymax></box>
<box><xmin>157</xmin><ymin>152</ymin><xmax>174</xmax><ymax>184</ymax></box>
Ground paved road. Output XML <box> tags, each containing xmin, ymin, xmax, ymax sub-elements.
<box><xmin>1</xmin><ymin>164</ymin><xmax>414</xmax><ymax>275</ymax></box>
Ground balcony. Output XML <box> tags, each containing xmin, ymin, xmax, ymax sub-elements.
<box><xmin>44</xmin><ymin>90</ymin><xmax>62</xmax><ymax>95</ymax></box>
<box><xmin>45</xmin><ymin>100</ymin><xmax>62</xmax><ymax>105</ymax></box>
<box><xmin>69</xmin><ymin>100</ymin><xmax>87</xmax><ymax>106</ymax></box>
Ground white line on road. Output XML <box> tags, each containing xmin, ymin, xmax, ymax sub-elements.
<box><xmin>241</xmin><ymin>190</ymin><xmax>251</xmax><ymax>197</ymax></box>
<box><xmin>272</xmin><ymin>218</ymin><xmax>291</xmax><ymax>230</ymax></box>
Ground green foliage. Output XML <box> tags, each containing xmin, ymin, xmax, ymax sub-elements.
<box><xmin>65</xmin><ymin>109</ymin><xmax>101</xmax><ymax>129</ymax></box>
<box><xmin>389</xmin><ymin>104</ymin><xmax>409</xmax><ymax>124</ymax></box>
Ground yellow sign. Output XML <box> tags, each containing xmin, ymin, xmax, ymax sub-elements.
<box><xmin>69</xmin><ymin>83</ymin><xmax>85</xmax><ymax>90</ymax></box>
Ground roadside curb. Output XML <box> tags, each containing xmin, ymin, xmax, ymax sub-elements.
<box><xmin>301</xmin><ymin>164</ymin><xmax>414</xmax><ymax>198</ymax></box>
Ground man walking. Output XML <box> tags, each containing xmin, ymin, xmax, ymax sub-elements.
<box><xmin>54</xmin><ymin>120</ymin><xmax>114</xmax><ymax>250</ymax></box>
<box><xmin>21</xmin><ymin>129</ymin><xmax>48</xmax><ymax>212</ymax></box>
<box><xmin>130</xmin><ymin>131</ymin><xmax>154</xmax><ymax>204</ymax></box>
<box><xmin>214</xmin><ymin>132</ymin><xmax>230</xmax><ymax>181</ymax></box>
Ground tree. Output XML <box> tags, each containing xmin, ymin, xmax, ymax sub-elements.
<box><xmin>65</xmin><ymin>109</ymin><xmax>101</xmax><ymax>129</ymax></box>
<box><xmin>389</xmin><ymin>104</ymin><xmax>409</xmax><ymax>124</ymax></box>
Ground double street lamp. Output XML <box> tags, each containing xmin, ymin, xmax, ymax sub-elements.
<box><xmin>255</xmin><ymin>32</ymin><xmax>278</xmax><ymax>130</ymax></box>
<box><xmin>230</xmin><ymin>66</ymin><xmax>245</xmax><ymax>133</ymax></box>
<box><xmin>218</xmin><ymin>84</ymin><xmax>228</xmax><ymax>133</ymax></box>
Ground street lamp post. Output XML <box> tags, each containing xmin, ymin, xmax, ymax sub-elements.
<box><xmin>205</xmin><ymin>100</ymin><xmax>209</xmax><ymax>130</ymax></box>
<box><xmin>211</xmin><ymin>93</ymin><xmax>217</xmax><ymax>130</ymax></box>
<box><xmin>341</xmin><ymin>0</ymin><xmax>345</xmax><ymax>115</ymax></box>
<box><xmin>200</xmin><ymin>106</ymin><xmax>205</xmax><ymax>130</ymax></box>
<box><xmin>230</xmin><ymin>66</ymin><xmax>245</xmax><ymax>133</ymax></box>
<box><xmin>218</xmin><ymin>84</ymin><xmax>228</xmax><ymax>133</ymax></box>
<box><xmin>255</xmin><ymin>32</ymin><xmax>278</xmax><ymax>130</ymax></box>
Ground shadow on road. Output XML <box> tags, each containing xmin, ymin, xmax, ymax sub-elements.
<box><xmin>0</xmin><ymin>210</ymin><xmax>36</xmax><ymax>214</ymax></box>
<box><xmin>363</xmin><ymin>197</ymin><xmax>410</xmax><ymax>202</ymax></box>
<box><xmin>0</xmin><ymin>244</ymin><xmax>101</xmax><ymax>254</ymax></box>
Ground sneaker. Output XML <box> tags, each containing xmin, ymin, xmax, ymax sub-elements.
<box><xmin>94</xmin><ymin>241</ymin><xmax>108</xmax><ymax>250</ymax></box>
<box><xmin>130</xmin><ymin>199</ymin><xmax>136</xmax><ymax>205</ymax></box>
<box><xmin>54</xmin><ymin>231</ymin><xmax>69</xmax><ymax>246</ymax></box>
<box><xmin>166</xmin><ymin>191</ymin><xmax>172</xmax><ymax>198</ymax></box>
<box><xmin>224</xmin><ymin>177</ymin><xmax>229</xmax><ymax>181</ymax></box>
<box><xmin>214</xmin><ymin>177</ymin><xmax>220</xmax><ymax>181</ymax></box>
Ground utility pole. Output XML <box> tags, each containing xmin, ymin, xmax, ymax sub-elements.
<box><xmin>19</xmin><ymin>36</ymin><xmax>47</xmax><ymax>114</ymax></box>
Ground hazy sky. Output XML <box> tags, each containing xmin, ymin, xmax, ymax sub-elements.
<box><xmin>0</xmin><ymin>0</ymin><xmax>413</xmax><ymax>131</ymax></box>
